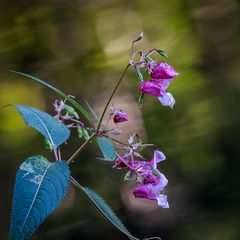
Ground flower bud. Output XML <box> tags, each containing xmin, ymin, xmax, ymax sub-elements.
<box><xmin>150</xmin><ymin>62</ymin><xmax>179</xmax><ymax>79</ymax></box>
<box><xmin>113</xmin><ymin>110</ymin><xmax>128</xmax><ymax>123</ymax></box>
<box><xmin>139</xmin><ymin>80</ymin><xmax>162</xmax><ymax>97</ymax></box>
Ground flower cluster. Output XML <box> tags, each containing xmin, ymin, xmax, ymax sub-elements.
<box><xmin>113</xmin><ymin>135</ymin><xmax>169</xmax><ymax>208</ymax></box>
<box><xmin>129</xmin><ymin>36</ymin><xmax>179</xmax><ymax>108</ymax></box>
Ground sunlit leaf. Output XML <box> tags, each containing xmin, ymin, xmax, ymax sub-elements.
<box><xmin>71</xmin><ymin>177</ymin><xmax>139</xmax><ymax>240</ymax></box>
<box><xmin>10</xmin><ymin>70</ymin><xmax>93</xmax><ymax>123</ymax></box>
<box><xmin>10</xmin><ymin>156</ymin><xmax>70</xmax><ymax>240</ymax></box>
<box><xmin>97</xmin><ymin>137</ymin><xmax>116</xmax><ymax>161</ymax></box>
<box><xmin>14</xmin><ymin>105</ymin><xmax>70</xmax><ymax>149</ymax></box>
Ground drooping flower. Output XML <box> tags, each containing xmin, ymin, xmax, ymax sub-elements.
<box><xmin>139</xmin><ymin>80</ymin><xmax>163</xmax><ymax>97</ymax></box>
<box><xmin>150</xmin><ymin>62</ymin><xmax>179</xmax><ymax>79</ymax></box>
<box><xmin>133</xmin><ymin>180</ymin><xmax>169</xmax><ymax>208</ymax></box>
<box><xmin>113</xmin><ymin>110</ymin><xmax>128</xmax><ymax>123</ymax></box>
<box><xmin>133</xmin><ymin>184</ymin><xmax>157</xmax><ymax>200</ymax></box>
<box><xmin>139</xmin><ymin>80</ymin><xmax>175</xmax><ymax>108</ymax></box>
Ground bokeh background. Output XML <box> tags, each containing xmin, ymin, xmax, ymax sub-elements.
<box><xmin>0</xmin><ymin>0</ymin><xmax>240</xmax><ymax>239</ymax></box>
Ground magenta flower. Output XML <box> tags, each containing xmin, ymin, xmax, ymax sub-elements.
<box><xmin>133</xmin><ymin>180</ymin><xmax>169</xmax><ymax>208</ymax></box>
<box><xmin>133</xmin><ymin>184</ymin><xmax>157</xmax><ymax>200</ymax></box>
<box><xmin>113</xmin><ymin>110</ymin><xmax>128</xmax><ymax>123</ymax></box>
<box><xmin>139</xmin><ymin>80</ymin><xmax>163</xmax><ymax>97</ymax></box>
<box><xmin>150</xmin><ymin>62</ymin><xmax>179</xmax><ymax>79</ymax></box>
<box><xmin>139</xmin><ymin>80</ymin><xmax>175</xmax><ymax>108</ymax></box>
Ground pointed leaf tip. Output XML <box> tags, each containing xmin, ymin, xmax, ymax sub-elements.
<box><xmin>71</xmin><ymin>178</ymin><xmax>139</xmax><ymax>240</ymax></box>
<box><xmin>97</xmin><ymin>137</ymin><xmax>116</xmax><ymax>161</ymax></box>
<box><xmin>10</xmin><ymin>70</ymin><xmax>92</xmax><ymax>123</ymax></box>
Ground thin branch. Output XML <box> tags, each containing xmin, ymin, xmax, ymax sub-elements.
<box><xmin>67</xmin><ymin>133</ymin><xmax>95</xmax><ymax>164</ymax></box>
<box><xmin>96</xmin><ymin>64</ymin><xmax>131</xmax><ymax>132</ymax></box>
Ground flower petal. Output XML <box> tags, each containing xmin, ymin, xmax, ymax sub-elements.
<box><xmin>150</xmin><ymin>62</ymin><xmax>179</xmax><ymax>79</ymax></box>
<box><xmin>158</xmin><ymin>92</ymin><xmax>175</xmax><ymax>108</ymax></box>
<box><xmin>157</xmin><ymin>194</ymin><xmax>169</xmax><ymax>208</ymax></box>
<box><xmin>154</xmin><ymin>150</ymin><xmax>166</xmax><ymax>163</ymax></box>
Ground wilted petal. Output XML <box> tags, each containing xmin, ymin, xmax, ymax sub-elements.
<box><xmin>158</xmin><ymin>92</ymin><xmax>175</xmax><ymax>108</ymax></box>
<box><xmin>157</xmin><ymin>194</ymin><xmax>169</xmax><ymax>208</ymax></box>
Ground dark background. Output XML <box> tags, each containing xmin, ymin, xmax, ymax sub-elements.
<box><xmin>0</xmin><ymin>0</ymin><xmax>240</xmax><ymax>239</ymax></box>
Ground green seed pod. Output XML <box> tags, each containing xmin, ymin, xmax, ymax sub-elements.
<box><xmin>64</xmin><ymin>104</ymin><xmax>79</xmax><ymax>119</ymax></box>
<box><xmin>43</xmin><ymin>138</ymin><xmax>52</xmax><ymax>152</ymax></box>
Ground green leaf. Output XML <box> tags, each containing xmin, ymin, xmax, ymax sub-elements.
<box><xmin>97</xmin><ymin>137</ymin><xmax>116</xmax><ymax>161</ymax></box>
<box><xmin>10</xmin><ymin>70</ymin><xmax>92</xmax><ymax>123</ymax></box>
<box><xmin>70</xmin><ymin>177</ymin><xmax>139</xmax><ymax>240</ymax></box>
<box><xmin>157</xmin><ymin>49</ymin><xmax>168</xmax><ymax>58</ymax></box>
<box><xmin>10</xmin><ymin>156</ymin><xmax>70</xmax><ymax>240</ymax></box>
<box><xmin>85</xmin><ymin>100</ymin><xmax>99</xmax><ymax>122</ymax></box>
<box><xmin>77</xmin><ymin>126</ymin><xmax>90</xmax><ymax>140</ymax></box>
<box><xmin>14</xmin><ymin>105</ymin><xmax>70</xmax><ymax>149</ymax></box>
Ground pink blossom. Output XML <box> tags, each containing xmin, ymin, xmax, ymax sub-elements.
<box><xmin>139</xmin><ymin>79</ymin><xmax>176</xmax><ymax>108</ymax></box>
<box><xmin>113</xmin><ymin>110</ymin><xmax>128</xmax><ymax>123</ymax></box>
<box><xmin>150</xmin><ymin>62</ymin><xmax>179</xmax><ymax>80</ymax></box>
<box><xmin>139</xmin><ymin>80</ymin><xmax>163</xmax><ymax>97</ymax></box>
<box><xmin>133</xmin><ymin>184</ymin><xmax>157</xmax><ymax>200</ymax></box>
<box><xmin>133</xmin><ymin>181</ymin><xmax>169</xmax><ymax>208</ymax></box>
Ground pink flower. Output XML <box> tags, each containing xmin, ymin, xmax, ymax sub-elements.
<box><xmin>139</xmin><ymin>79</ymin><xmax>176</xmax><ymax>108</ymax></box>
<box><xmin>133</xmin><ymin>184</ymin><xmax>157</xmax><ymax>200</ymax></box>
<box><xmin>139</xmin><ymin>80</ymin><xmax>163</xmax><ymax>97</ymax></box>
<box><xmin>133</xmin><ymin>180</ymin><xmax>169</xmax><ymax>208</ymax></box>
<box><xmin>150</xmin><ymin>62</ymin><xmax>179</xmax><ymax>80</ymax></box>
<box><xmin>113</xmin><ymin>110</ymin><xmax>128</xmax><ymax>123</ymax></box>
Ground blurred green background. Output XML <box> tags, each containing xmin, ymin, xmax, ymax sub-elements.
<box><xmin>0</xmin><ymin>0</ymin><xmax>240</xmax><ymax>239</ymax></box>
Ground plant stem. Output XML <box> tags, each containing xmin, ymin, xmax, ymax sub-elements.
<box><xmin>67</xmin><ymin>133</ymin><xmax>95</xmax><ymax>164</ymax></box>
<box><xmin>53</xmin><ymin>148</ymin><xmax>59</xmax><ymax>161</ymax></box>
<box><xmin>96</xmin><ymin>64</ymin><xmax>131</xmax><ymax>132</ymax></box>
<box><xmin>102</xmin><ymin>134</ymin><xmax>129</xmax><ymax>146</ymax></box>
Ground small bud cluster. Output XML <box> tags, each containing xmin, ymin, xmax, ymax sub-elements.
<box><xmin>53</xmin><ymin>98</ymin><xmax>91</xmax><ymax>140</ymax></box>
